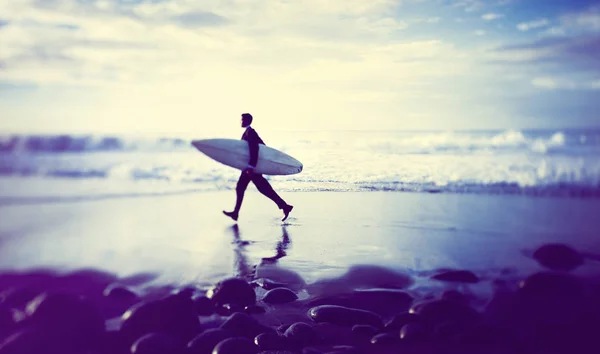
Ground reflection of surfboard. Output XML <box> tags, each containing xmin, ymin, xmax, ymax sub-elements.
<box><xmin>191</xmin><ymin>138</ymin><xmax>303</xmax><ymax>176</ymax></box>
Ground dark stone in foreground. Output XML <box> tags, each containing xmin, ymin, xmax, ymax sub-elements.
<box><xmin>263</xmin><ymin>288</ymin><xmax>298</xmax><ymax>304</ymax></box>
<box><xmin>284</xmin><ymin>322</ymin><xmax>322</xmax><ymax>349</ymax></box>
<box><xmin>409</xmin><ymin>299</ymin><xmax>479</xmax><ymax>326</ymax></box>
<box><xmin>431</xmin><ymin>270</ymin><xmax>479</xmax><ymax>283</ymax></box>
<box><xmin>254</xmin><ymin>332</ymin><xmax>289</xmax><ymax>351</ymax></box>
<box><xmin>220</xmin><ymin>312</ymin><xmax>275</xmax><ymax>339</ymax></box>
<box><xmin>385</xmin><ymin>312</ymin><xmax>420</xmax><ymax>331</ymax></box>
<box><xmin>212</xmin><ymin>337</ymin><xmax>260</xmax><ymax>354</ymax></box>
<box><xmin>131</xmin><ymin>332</ymin><xmax>185</xmax><ymax>354</ymax></box>
<box><xmin>208</xmin><ymin>278</ymin><xmax>256</xmax><ymax>308</ymax></box>
<box><xmin>25</xmin><ymin>292</ymin><xmax>105</xmax><ymax>352</ymax></box>
<box><xmin>307</xmin><ymin>289</ymin><xmax>413</xmax><ymax>317</ymax></box>
<box><xmin>194</xmin><ymin>295</ymin><xmax>214</xmax><ymax>316</ymax></box>
<box><xmin>120</xmin><ymin>293</ymin><xmax>200</xmax><ymax>345</ymax></box>
<box><xmin>309</xmin><ymin>305</ymin><xmax>383</xmax><ymax>328</ymax></box>
<box><xmin>533</xmin><ymin>244</ymin><xmax>584</xmax><ymax>271</ymax></box>
<box><xmin>187</xmin><ymin>328</ymin><xmax>233</xmax><ymax>354</ymax></box>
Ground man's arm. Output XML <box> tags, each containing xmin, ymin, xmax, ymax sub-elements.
<box><xmin>246</xmin><ymin>129</ymin><xmax>260</xmax><ymax>170</ymax></box>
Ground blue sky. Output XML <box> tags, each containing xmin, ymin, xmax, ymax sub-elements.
<box><xmin>0</xmin><ymin>0</ymin><xmax>599</xmax><ymax>135</ymax></box>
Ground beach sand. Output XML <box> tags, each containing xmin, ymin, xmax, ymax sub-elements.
<box><xmin>1</xmin><ymin>183</ymin><xmax>600</xmax><ymax>353</ymax></box>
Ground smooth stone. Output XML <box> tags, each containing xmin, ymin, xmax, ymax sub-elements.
<box><xmin>103</xmin><ymin>284</ymin><xmax>139</xmax><ymax>303</ymax></box>
<box><xmin>308</xmin><ymin>305</ymin><xmax>383</xmax><ymax>328</ymax></box>
<box><xmin>131</xmin><ymin>332</ymin><xmax>185</xmax><ymax>354</ymax></box>
<box><xmin>252</xmin><ymin>279</ymin><xmax>291</xmax><ymax>291</ymax></box>
<box><xmin>263</xmin><ymin>288</ymin><xmax>298</xmax><ymax>305</ymax></box>
<box><xmin>0</xmin><ymin>304</ymin><xmax>15</xmax><ymax>336</ymax></box>
<box><xmin>245</xmin><ymin>305</ymin><xmax>266</xmax><ymax>314</ymax></box>
<box><xmin>216</xmin><ymin>303</ymin><xmax>244</xmax><ymax>316</ymax></box>
<box><xmin>431</xmin><ymin>270</ymin><xmax>479</xmax><ymax>283</ymax></box>
<box><xmin>440</xmin><ymin>290</ymin><xmax>469</xmax><ymax>304</ymax></box>
<box><xmin>257</xmin><ymin>352</ymin><xmax>296</xmax><ymax>354</ymax></box>
<box><xmin>187</xmin><ymin>328</ymin><xmax>233</xmax><ymax>354</ymax></box>
<box><xmin>284</xmin><ymin>322</ymin><xmax>322</xmax><ymax>349</ymax></box>
<box><xmin>0</xmin><ymin>288</ymin><xmax>39</xmax><ymax>309</ymax></box>
<box><xmin>254</xmin><ymin>332</ymin><xmax>289</xmax><ymax>351</ymax></box>
<box><xmin>351</xmin><ymin>324</ymin><xmax>379</xmax><ymax>340</ymax></box>
<box><xmin>220</xmin><ymin>312</ymin><xmax>275</xmax><ymax>339</ymax></box>
<box><xmin>370</xmin><ymin>333</ymin><xmax>401</xmax><ymax>348</ymax></box>
<box><xmin>518</xmin><ymin>272</ymin><xmax>584</xmax><ymax>300</ymax></box>
<box><xmin>120</xmin><ymin>293</ymin><xmax>200</xmax><ymax>345</ymax></box>
<box><xmin>409</xmin><ymin>299</ymin><xmax>479</xmax><ymax>326</ymax></box>
<box><xmin>207</xmin><ymin>278</ymin><xmax>256</xmax><ymax>308</ymax></box>
<box><xmin>384</xmin><ymin>312</ymin><xmax>420</xmax><ymax>331</ymax></box>
<box><xmin>25</xmin><ymin>292</ymin><xmax>105</xmax><ymax>351</ymax></box>
<box><xmin>194</xmin><ymin>296</ymin><xmax>215</xmax><ymax>316</ymax></box>
<box><xmin>306</xmin><ymin>289</ymin><xmax>413</xmax><ymax>316</ymax></box>
<box><xmin>312</xmin><ymin>323</ymin><xmax>354</xmax><ymax>346</ymax></box>
<box><xmin>533</xmin><ymin>244</ymin><xmax>584</xmax><ymax>271</ymax></box>
<box><xmin>212</xmin><ymin>337</ymin><xmax>260</xmax><ymax>354</ymax></box>
<box><xmin>0</xmin><ymin>329</ymin><xmax>55</xmax><ymax>353</ymax></box>
<box><xmin>302</xmin><ymin>345</ymin><xmax>360</xmax><ymax>354</ymax></box>
<box><xmin>277</xmin><ymin>324</ymin><xmax>291</xmax><ymax>334</ymax></box>
<box><xmin>399</xmin><ymin>322</ymin><xmax>430</xmax><ymax>342</ymax></box>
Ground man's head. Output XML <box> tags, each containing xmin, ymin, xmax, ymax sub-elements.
<box><xmin>241</xmin><ymin>113</ymin><xmax>253</xmax><ymax>128</ymax></box>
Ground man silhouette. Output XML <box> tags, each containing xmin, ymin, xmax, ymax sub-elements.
<box><xmin>223</xmin><ymin>113</ymin><xmax>293</xmax><ymax>221</ymax></box>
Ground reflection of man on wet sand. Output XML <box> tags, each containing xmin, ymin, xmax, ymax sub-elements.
<box><xmin>261</xmin><ymin>226</ymin><xmax>291</xmax><ymax>265</ymax></box>
<box><xmin>230</xmin><ymin>225</ymin><xmax>291</xmax><ymax>280</ymax></box>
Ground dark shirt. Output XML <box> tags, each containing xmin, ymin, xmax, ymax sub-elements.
<box><xmin>241</xmin><ymin>126</ymin><xmax>265</xmax><ymax>167</ymax></box>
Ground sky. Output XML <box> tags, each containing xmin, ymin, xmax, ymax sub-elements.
<box><xmin>1</xmin><ymin>0</ymin><xmax>599</xmax><ymax>135</ymax></box>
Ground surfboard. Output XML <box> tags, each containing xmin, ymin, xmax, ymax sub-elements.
<box><xmin>191</xmin><ymin>138</ymin><xmax>303</xmax><ymax>176</ymax></box>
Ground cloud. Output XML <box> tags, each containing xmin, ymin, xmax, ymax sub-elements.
<box><xmin>170</xmin><ymin>11</ymin><xmax>228</xmax><ymax>28</ymax></box>
<box><xmin>560</xmin><ymin>5</ymin><xmax>600</xmax><ymax>32</ymax></box>
<box><xmin>474</xmin><ymin>30</ymin><xmax>486</xmax><ymax>36</ymax></box>
<box><xmin>517</xmin><ymin>19</ymin><xmax>550</xmax><ymax>31</ymax></box>
<box><xmin>531</xmin><ymin>77</ymin><xmax>557</xmax><ymax>89</ymax></box>
<box><xmin>482</xmin><ymin>13</ymin><xmax>503</xmax><ymax>21</ymax></box>
<box><xmin>492</xmin><ymin>35</ymin><xmax>600</xmax><ymax>73</ymax></box>
<box><xmin>0</xmin><ymin>19</ymin><xmax>8</xmax><ymax>28</ymax></box>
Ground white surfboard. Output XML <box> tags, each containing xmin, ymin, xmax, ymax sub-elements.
<box><xmin>191</xmin><ymin>138</ymin><xmax>303</xmax><ymax>176</ymax></box>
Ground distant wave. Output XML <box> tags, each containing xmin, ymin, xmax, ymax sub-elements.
<box><xmin>1</xmin><ymin>129</ymin><xmax>599</xmax><ymax>198</ymax></box>
<box><xmin>1</xmin><ymin>129</ymin><xmax>598</xmax><ymax>155</ymax></box>
<box><xmin>0</xmin><ymin>134</ymin><xmax>190</xmax><ymax>153</ymax></box>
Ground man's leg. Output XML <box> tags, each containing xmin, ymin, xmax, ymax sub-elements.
<box><xmin>223</xmin><ymin>172</ymin><xmax>251</xmax><ymax>220</ymax></box>
<box><xmin>252</xmin><ymin>174</ymin><xmax>293</xmax><ymax>221</ymax></box>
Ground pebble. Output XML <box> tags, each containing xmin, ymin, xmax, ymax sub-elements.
<box><xmin>308</xmin><ymin>305</ymin><xmax>384</xmax><ymax>328</ymax></box>
<box><xmin>254</xmin><ymin>332</ymin><xmax>289</xmax><ymax>351</ymax></box>
<box><xmin>212</xmin><ymin>337</ymin><xmax>260</xmax><ymax>354</ymax></box>
<box><xmin>194</xmin><ymin>295</ymin><xmax>215</xmax><ymax>316</ymax></box>
<box><xmin>131</xmin><ymin>332</ymin><xmax>185</xmax><ymax>354</ymax></box>
<box><xmin>120</xmin><ymin>293</ymin><xmax>200</xmax><ymax>345</ymax></box>
<box><xmin>262</xmin><ymin>287</ymin><xmax>298</xmax><ymax>304</ymax></box>
<box><xmin>431</xmin><ymin>270</ymin><xmax>479</xmax><ymax>283</ymax></box>
<box><xmin>220</xmin><ymin>312</ymin><xmax>275</xmax><ymax>339</ymax></box>
<box><xmin>533</xmin><ymin>243</ymin><xmax>584</xmax><ymax>271</ymax></box>
<box><xmin>187</xmin><ymin>328</ymin><xmax>233</xmax><ymax>354</ymax></box>
<box><xmin>284</xmin><ymin>322</ymin><xmax>322</xmax><ymax>349</ymax></box>
<box><xmin>207</xmin><ymin>278</ymin><xmax>256</xmax><ymax>308</ymax></box>
<box><xmin>409</xmin><ymin>299</ymin><xmax>479</xmax><ymax>326</ymax></box>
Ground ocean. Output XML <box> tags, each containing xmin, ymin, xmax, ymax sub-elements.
<box><xmin>1</xmin><ymin>128</ymin><xmax>599</xmax><ymax>199</ymax></box>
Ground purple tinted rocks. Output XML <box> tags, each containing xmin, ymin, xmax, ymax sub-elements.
<box><xmin>431</xmin><ymin>270</ymin><xmax>479</xmax><ymax>283</ymax></box>
<box><xmin>212</xmin><ymin>337</ymin><xmax>260</xmax><ymax>354</ymax></box>
<box><xmin>187</xmin><ymin>328</ymin><xmax>233</xmax><ymax>354</ymax></box>
<box><xmin>131</xmin><ymin>332</ymin><xmax>185</xmax><ymax>354</ymax></box>
<box><xmin>207</xmin><ymin>278</ymin><xmax>256</xmax><ymax>308</ymax></box>
<box><xmin>533</xmin><ymin>244</ymin><xmax>584</xmax><ymax>271</ymax></box>
<box><xmin>262</xmin><ymin>288</ymin><xmax>298</xmax><ymax>304</ymax></box>
<box><xmin>120</xmin><ymin>293</ymin><xmax>200</xmax><ymax>345</ymax></box>
<box><xmin>308</xmin><ymin>305</ymin><xmax>383</xmax><ymax>328</ymax></box>
<box><xmin>284</xmin><ymin>322</ymin><xmax>322</xmax><ymax>349</ymax></box>
<box><xmin>220</xmin><ymin>312</ymin><xmax>275</xmax><ymax>339</ymax></box>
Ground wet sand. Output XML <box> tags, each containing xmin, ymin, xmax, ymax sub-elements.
<box><xmin>1</xmin><ymin>188</ymin><xmax>600</xmax><ymax>353</ymax></box>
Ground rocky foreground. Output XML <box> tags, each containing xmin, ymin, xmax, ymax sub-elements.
<box><xmin>0</xmin><ymin>243</ymin><xmax>599</xmax><ymax>354</ymax></box>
